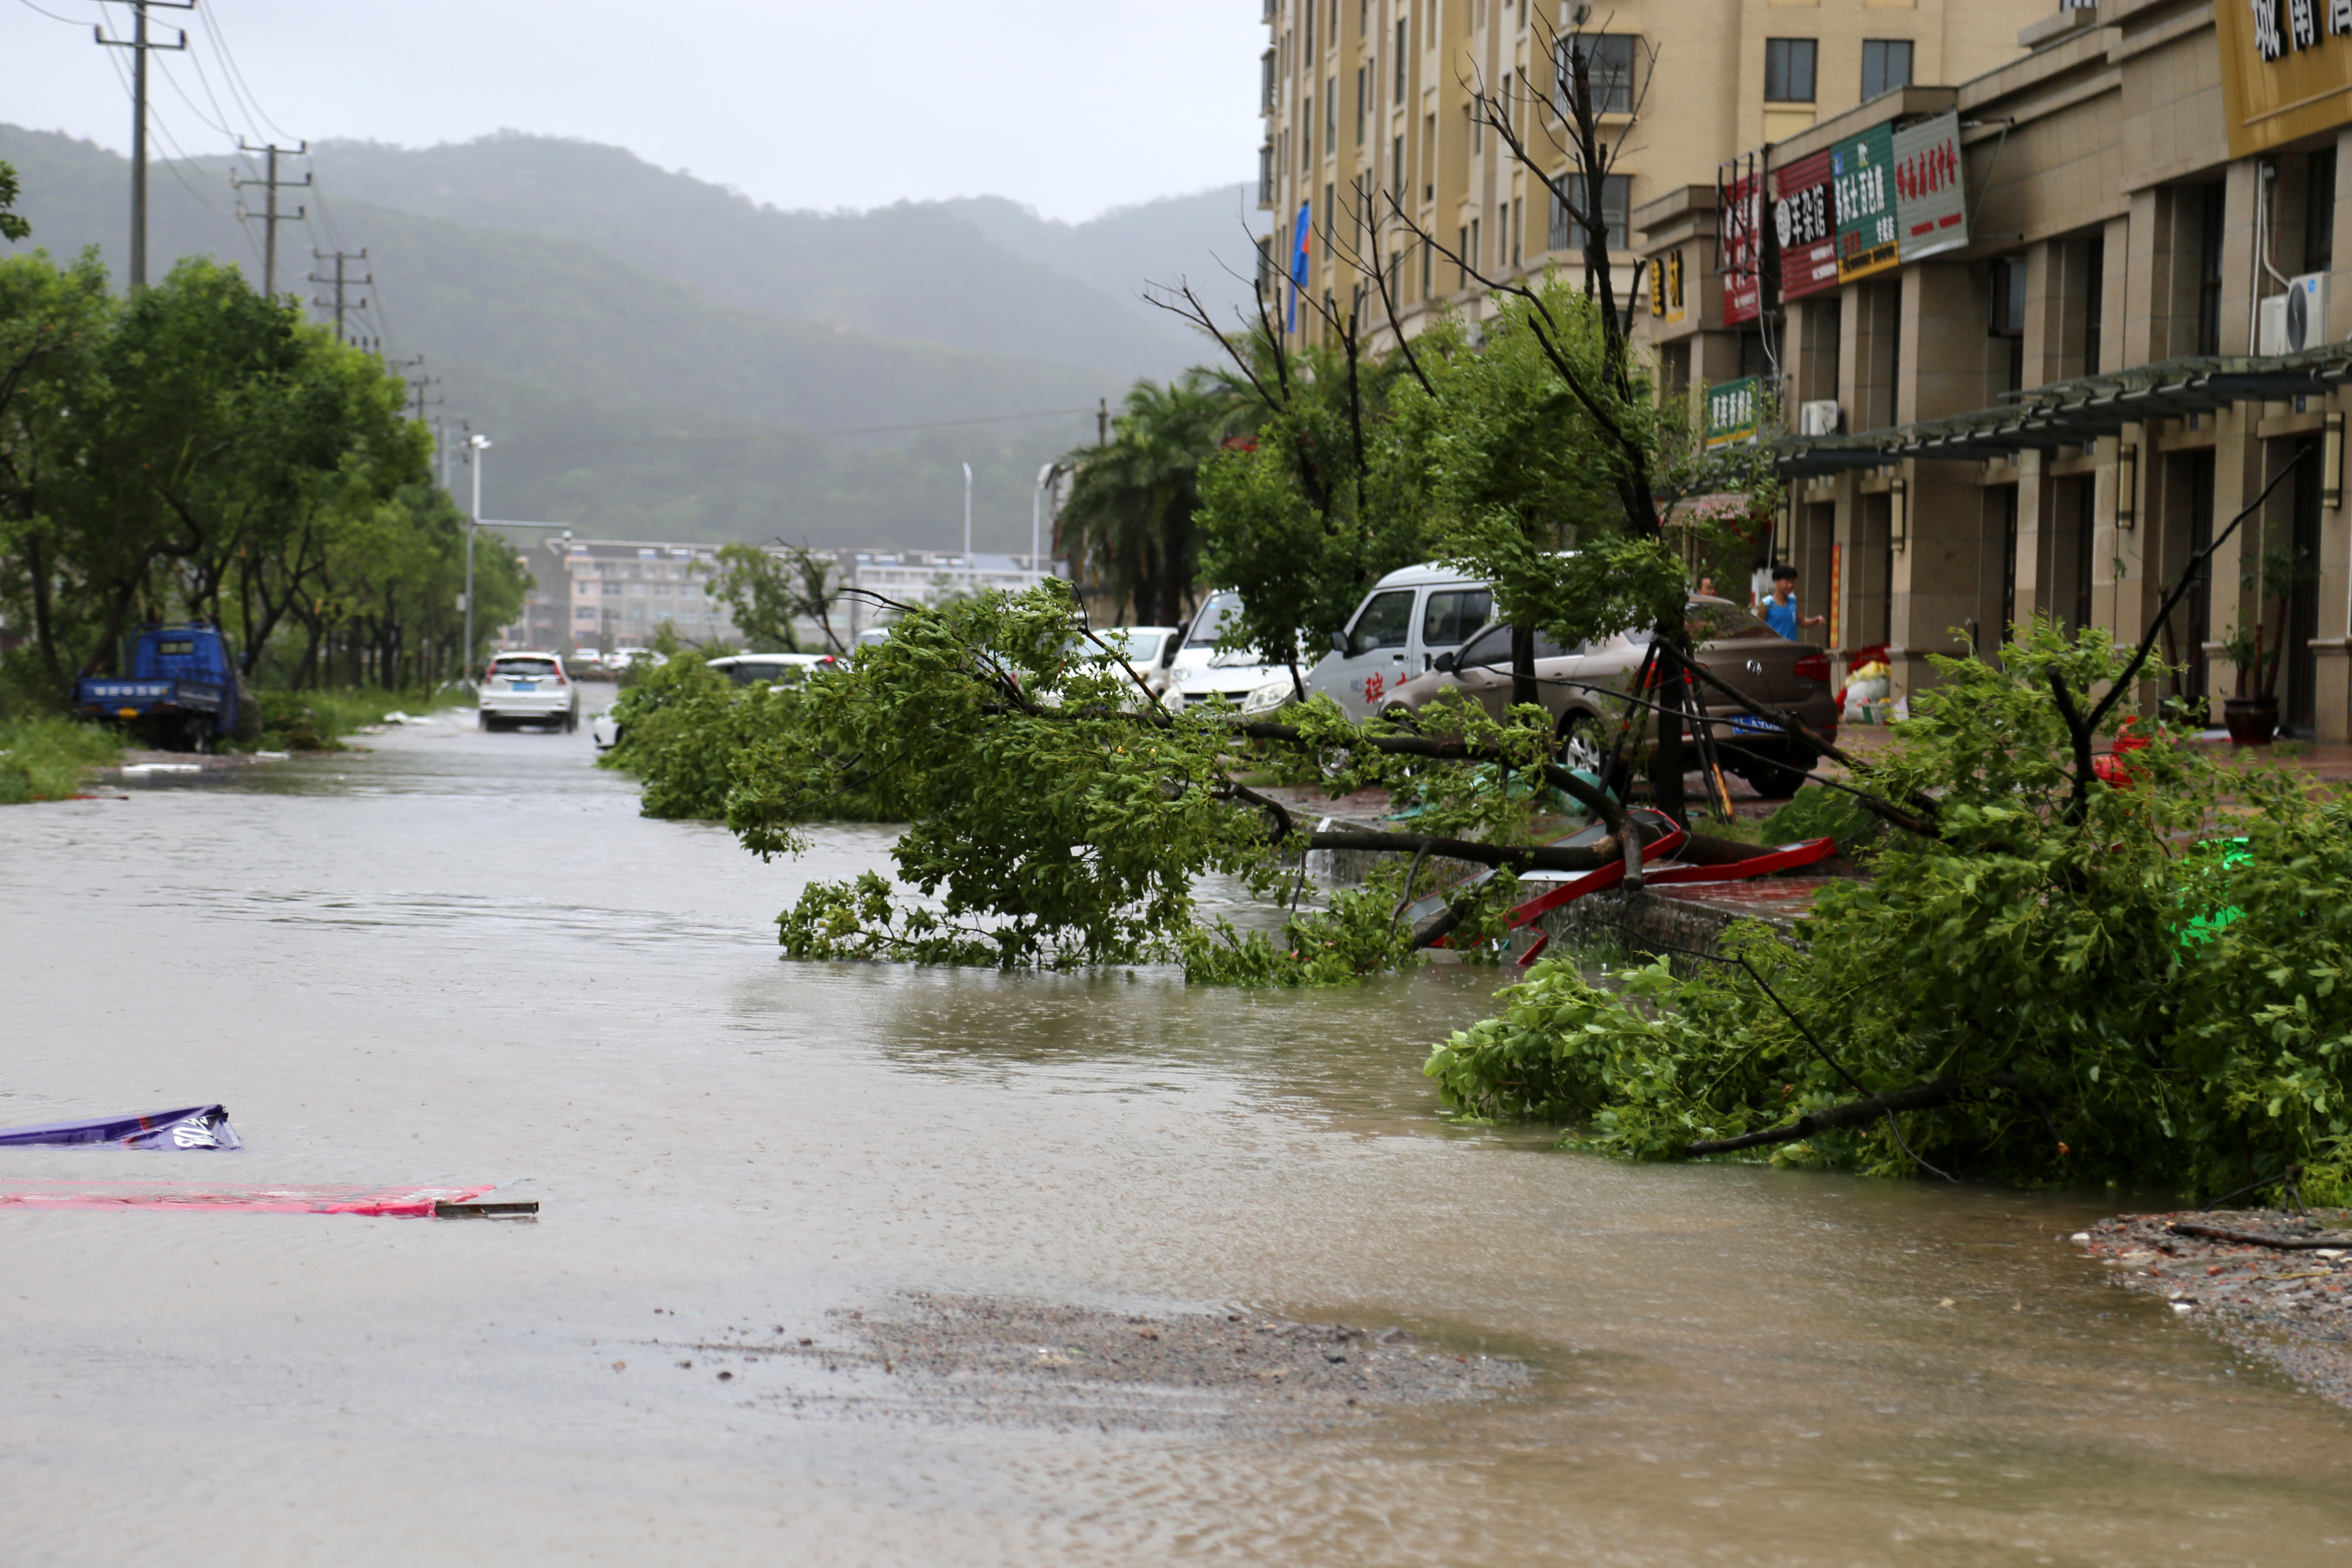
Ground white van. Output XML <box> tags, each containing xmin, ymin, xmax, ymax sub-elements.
<box><xmin>1302</xmin><ymin>564</ymin><xmax>1493</xmax><ymax>719</ymax></box>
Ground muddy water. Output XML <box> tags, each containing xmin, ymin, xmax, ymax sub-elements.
<box><xmin>2</xmin><ymin>704</ymin><xmax>2349</xmax><ymax>1566</ymax></box>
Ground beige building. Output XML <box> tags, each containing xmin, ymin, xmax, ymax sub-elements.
<box><xmin>1262</xmin><ymin>0</ymin><xmax>2352</xmax><ymax>743</ymax></box>
<box><xmin>1255</xmin><ymin>0</ymin><xmax>2045</xmax><ymax>368</ymax></box>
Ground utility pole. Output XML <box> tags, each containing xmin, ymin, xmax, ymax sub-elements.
<box><xmin>1097</xmin><ymin>397</ymin><xmax>1109</xmax><ymax>447</ymax></box>
<box><xmin>462</xmin><ymin>433</ymin><xmax>490</xmax><ymax>677</ymax></box>
<box><xmin>308</xmin><ymin>248</ymin><xmax>371</xmax><ymax>343</ymax></box>
<box><xmin>94</xmin><ymin>0</ymin><xmax>195</xmax><ymax>291</ymax></box>
<box><xmin>231</xmin><ymin>139</ymin><xmax>308</xmax><ymax>298</ymax></box>
<box><xmin>961</xmin><ymin>461</ymin><xmax>973</xmax><ymax>574</ymax></box>
<box><xmin>396</xmin><ymin>357</ymin><xmax>441</xmax><ymax>422</ymax></box>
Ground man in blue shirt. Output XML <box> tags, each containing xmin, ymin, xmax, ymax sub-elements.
<box><xmin>1762</xmin><ymin>564</ymin><xmax>1824</xmax><ymax>642</ymax></box>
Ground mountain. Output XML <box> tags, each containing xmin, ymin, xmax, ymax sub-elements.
<box><xmin>0</xmin><ymin>125</ymin><xmax>1232</xmax><ymax>552</ymax></box>
<box><xmin>940</xmin><ymin>189</ymin><xmax>1268</xmax><ymax>341</ymax></box>
<box><xmin>300</xmin><ymin>132</ymin><xmax>1240</xmax><ymax>382</ymax></box>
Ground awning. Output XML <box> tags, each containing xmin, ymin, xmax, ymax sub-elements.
<box><xmin>1770</xmin><ymin>346</ymin><xmax>2352</xmax><ymax>476</ymax></box>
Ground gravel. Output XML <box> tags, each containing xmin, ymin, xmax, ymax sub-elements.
<box><xmin>652</xmin><ymin>1294</ymin><xmax>1531</xmax><ymax>1434</ymax></box>
<box><xmin>2076</xmin><ymin>1208</ymin><xmax>2352</xmax><ymax>1407</ymax></box>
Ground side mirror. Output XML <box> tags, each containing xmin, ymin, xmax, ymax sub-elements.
<box><xmin>1432</xmin><ymin>651</ymin><xmax>1457</xmax><ymax>674</ymax></box>
<box><xmin>1330</xmin><ymin>629</ymin><xmax>1351</xmax><ymax>655</ymax></box>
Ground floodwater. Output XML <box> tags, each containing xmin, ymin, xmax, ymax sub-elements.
<box><xmin>2</xmin><ymin>701</ymin><xmax>2349</xmax><ymax>1567</ymax></box>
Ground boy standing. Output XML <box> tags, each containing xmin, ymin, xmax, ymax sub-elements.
<box><xmin>1762</xmin><ymin>563</ymin><xmax>1825</xmax><ymax>642</ymax></box>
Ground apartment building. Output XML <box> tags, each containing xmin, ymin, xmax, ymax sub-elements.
<box><xmin>500</xmin><ymin>539</ymin><xmax>741</xmax><ymax>653</ymax></box>
<box><xmin>1717</xmin><ymin>0</ymin><xmax>2352</xmax><ymax>741</ymax></box>
<box><xmin>497</xmin><ymin>539</ymin><xmax>1066</xmax><ymax>652</ymax></box>
<box><xmin>1254</xmin><ymin>0</ymin><xmax>2043</xmax><ymax>364</ymax></box>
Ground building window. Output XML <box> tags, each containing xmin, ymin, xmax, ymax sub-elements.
<box><xmin>1356</xmin><ymin>64</ymin><xmax>1367</xmax><ymax>142</ymax></box>
<box><xmin>1394</xmin><ymin>18</ymin><xmax>1407</xmax><ymax>101</ymax></box>
<box><xmin>1550</xmin><ymin>173</ymin><xmax>1630</xmax><ymax>252</ymax></box>
<box><xmin>1991</xmin><ymin>252</ymin><xmax>2026</xmax><ymax>395</ymax></box>
<box><xmin>1393</xmin><ymin>133</ymin><xmax>1404</xmax><ymax>194</ymax></box>
<box><xmin>2082</xmin><ymin>234</ymin><xmax>2104</xmax><ymax>377</ymax></box>
<box><xmin>2196</xmin><ymin>183</ymin><xmax>2226</xmax><ymax>356</ymax></box>
<box><xmin>1304</xmin><ymin>0</ymin><xmax>1314</xmax><ymax>58</ymax></box>
<box><xmin>1556</xmin><ymin>34</ymin><xmax>1635</xmax><ymax>117</ymax></box>
<box><xmin>1860</xmin><ymin>40</ymin><xmax>1913</xmax><ymax>101</ymax></box>
<box><xmin>1303</xmin><ymin>98</ymin><xmax>1314</xmax><ymax>169</ymax></box>
<box><xmin>1512</xmin><ymin>196</ymin><xmax>1523</xmax><ymax>265</ymax></box>
<box><xmin>2307</xmin><ymin>148</ymin><xmax>2338</xmax><ymax>274</ymax></box>
<box><xmin>1326</xmin><ymin>76</ymin><xmax>1337</xmax><ymax>155</ymax></box>
<box><xmin>1262</xmin><ymin>49</ymin><xmax>1278</xmax><ymax>113</ymax></box>
<box><xmin>1764</xmin><ymin>38</ymin><xmax>1818</xmax><ymax>103</ymax></box>
<box><xmin>1259</xmin><ymin>143</ymin><xmax>1276</xmax><ymax>207</ymax></box>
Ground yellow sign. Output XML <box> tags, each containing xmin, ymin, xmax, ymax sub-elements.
<box><xmin>2215</xmin><ymin>0</ymin><xmax>2352</xmax><ymax>159</ymax></box>
<box><xmin>1649</xmin><ymin>247</ymin><xmax>1687</xmax><ymax>324</ymax></box>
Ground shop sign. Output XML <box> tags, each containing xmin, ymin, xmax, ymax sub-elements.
<box><xmin>1892</xmin><ymin>111</ymin><xmax>1969</xmax><ymax>262</ymax></box>
<box><xmin>1720</xmin><ymin>168</ymin><xmax>1764</xmax><ymax>325</ymax></box>
<box><xmin>1773</xmin><ymin>151</ymin><xmax>1840</xmax><ymax>302</ymax></box>
<box><xmin>1650</xmin><ymin>245</ymin><xmax>1687</xmax><ymax>324</ymax></box>
<box><xmin>2217</xmin><ymin>0</ymin><xmax>2352</xmax><ymax>158</ymax></box>
<box><xmin>1705</xmin><ymin>376</ymin><xmax>1761</xmax><ymax>451</ymax></box>
<box><xmin>1832</xmin><ymin>123</ymin><xmax>1899</xmax><ymax>283</ymax></box>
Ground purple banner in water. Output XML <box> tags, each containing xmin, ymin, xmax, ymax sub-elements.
<box><xmin>0</xmin><ymin>1106</ymin><xmax>242</xmax><ymax>1151</ymax></box>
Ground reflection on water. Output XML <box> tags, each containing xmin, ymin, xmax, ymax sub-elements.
<box><xmin>0</xmin><ymin>708</ymin><xmax>2347</xmax><ymax>1565</ymax></box>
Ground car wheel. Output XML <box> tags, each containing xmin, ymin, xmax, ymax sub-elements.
<box><xmin>1733</xmin><ymin>751</ymin><xmax>1810</xmax><ymax>801</ymax></box>
<box><xmin>477</xmin><ymin>709</ymin><xmax>490</xmax><ymax>732</ymax></box>
<box><xmin>566</xmin><ymin>710</ymin><xmax>579</xmax><ymax>734</ymax></box>
<box><xmin>1554</xmin><ymin>710</ymin><xmax>1607</xmax><ymax>775</ymax></box>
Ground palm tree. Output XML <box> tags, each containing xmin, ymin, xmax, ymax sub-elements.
<box><xmin>1057</xmin><ymin>373</ymin><xmax>1250</xmax><ymax>627</ymax></box>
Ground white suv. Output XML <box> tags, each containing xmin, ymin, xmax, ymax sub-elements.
<box><xmin>478</xmin><ymin>652</ymin><xmax>581</xmax><ymax>732</ymax></box>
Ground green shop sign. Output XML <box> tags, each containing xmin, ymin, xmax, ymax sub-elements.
<box><xmin>1705</xmin><ymin>376</ymin><xmax>1761</xmax><ymax>450</ymax></box>
<box><xmin>1832</xmin><ymin>122</ymin><xmax>1899</xmax><ymax>284</ymax></box>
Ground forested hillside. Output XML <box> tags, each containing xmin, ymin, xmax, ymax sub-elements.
<box><xmin>0</xmin><ymin>127</ymin><xmax>1249</xmax><ymax>551</ymax></box>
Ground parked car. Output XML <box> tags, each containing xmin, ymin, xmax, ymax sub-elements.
<box><xmin>1379</xmin><ymin>598</ymin><xmax>1837</xmax><ymax>797</ymax></box>
<box><xmin>707</xmin><ymin>652</ymin><xmax>839</xmax><ymax>687</ymax></box>
<box><xmin>1165</xmin><ymin>591</ymin><xmax>1301</xmax><ymax>708</ymax></box>
<box><xmin>1097</xmin><ymin>625</ymin><xmax>1181</xmax><ymax>696</ymax></box>
<box><xmin>1297</xmin><ymin>563</ymin><xmax>1496</xmax><ymax>719</ymax></box>
<box><xmin>478</xmin><ymin>651</ymin><xmax>582</xmax><ymax>733</ymax></box>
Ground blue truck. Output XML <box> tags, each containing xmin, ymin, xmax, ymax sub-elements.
<box><xmin>75</xmin><ymin>623</ymin><xmax>255</xmax><ymax>747</ymax></box>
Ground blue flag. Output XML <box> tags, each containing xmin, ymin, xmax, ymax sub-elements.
<box><xmin>1288</xmin><ymin>202</ymin><xmax>1311</xmax><ymax>332</ymax></box>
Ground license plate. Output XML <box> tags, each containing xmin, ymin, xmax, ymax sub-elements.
<box><xmin>510</xmin><ymin>680</ymin><xmax>536</xmax><ymax>692</ymax></box>
<box><xmin>1730</xmin><ymin>714</ymin><xmax>1779</xmax><ymax>733</ymax></box>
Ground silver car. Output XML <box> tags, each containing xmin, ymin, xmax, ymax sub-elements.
<box><xmin>478</xmin><ymin>652</ymin><xmax>581</xmax><ymax>733</ymax></box>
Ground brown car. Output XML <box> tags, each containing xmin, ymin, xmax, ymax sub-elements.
<box><xmin>1379</xmin><ymin>597</ymin><xmax>1838</xmax><ymax>797</ymax></box>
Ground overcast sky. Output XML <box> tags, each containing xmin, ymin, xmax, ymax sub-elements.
<box><xmin>1</xmin><ymin>0</ymin><xmax>1263</xmax><ymax>222</ymax></box>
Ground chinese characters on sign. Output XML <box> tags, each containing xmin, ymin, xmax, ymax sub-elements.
<box><xmin>1363</xmin><ymin>671</ymin><xmax>1385</xmax><ymax>704</ymax></box>
<box><xmin>1891</xmin><ymin>111</ymin><xmax>1970</xmax><ymax>262</ymax></box>
<box><xmin>1705</xmin><ymin>377</ymin><xmax>1761</xmax><ymax>452</ymax></box>
<box><xmin>1832</xmin><ymin>123</ymin><xmax>1899</xmax><ymax>283</ymax></box>
<box><xmin>1773</xmin><ymin>150</ymin><xmax>1840</xmax><ymax>301</ymax></box>
<box><xmin>2253</xmin><ymin>0</ymin><xmax>2352</xmax><ymax>61</ymax></box>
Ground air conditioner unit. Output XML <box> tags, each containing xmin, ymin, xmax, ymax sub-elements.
<box><xmin>2259</xmin><ymin>273</ymin><xmax>2331</xmax><ymax>356</ymax></box>
<box><xmin>1798</xmin><ymin>400</ymin><xmax>1844</xmax><ymax>437</ymax></box>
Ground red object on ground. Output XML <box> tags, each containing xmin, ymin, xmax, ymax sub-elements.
<box><xmin>2092</xmin><ymin>717</ymin><xmax>2152</xmax><ymax>787</ymax></box>
<box><xmin>0</xmin><ymin>1181</ymin><xmax>499</xmax><ymax>1216</ymax></box>
<box><xmin>1643</xmin><ymin>836</ymin><xmax>1838</xmax><ymax>885</ymax></box>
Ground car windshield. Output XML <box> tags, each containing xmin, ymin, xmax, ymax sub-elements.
<box><xmin>1106</xmin><ymin>631</ymin><xmax>1164</xmax><ymax>662</ymax></box>
<box><xmin>495</xmin><ymin>658</ymin><xmax>557</xmax><ymax>677</ymax></box>
<box><xmin>726</xmin><ymin>662</ymin><xmax>804</xmax><ymax>687</ymax></box>
<box><xmin>1185</xmin><ymin>594</ymin><xmax>1240</xmax><ymax>648</ymax></box>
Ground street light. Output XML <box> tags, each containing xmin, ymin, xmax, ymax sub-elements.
<box><xmin>1032</xmin><ymin>461</ymin><xmax>1064</xmax><ymax>576</ymax></box>
<box><xmin>462</xmin><ymin>433</ymin><xmax>491</xmax><ymax>681</ymax></box>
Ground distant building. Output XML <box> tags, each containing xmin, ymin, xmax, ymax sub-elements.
<box><xmin>839</xmin><ymin>551</ymin><xmax>1064</xmax><ymax>640</ymax></box>
<box><xmin>498</xmin><ymin>539</ymin><xmax>1066</xmax><ymax>653</ymax></box>
<box><xmin>500</xmin><ymin>539</ymin><xmax>740</xmax><ymax>653</ymax></box>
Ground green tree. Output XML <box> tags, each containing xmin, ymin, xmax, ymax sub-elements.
<box><xmin>704</xmin><ymin>540</ymin><xmax>846</xmax><ymax>653</ymax></box>
<box><xmin>1056</xmin><ymin>374</ymin><xmax>1246</xmax><ymax>628</ymax></box>
<box><xmin>0</xmin><ymin>159</ymin><xmax>29</xmax><ymax>243</ymax></box>
<box><xmin>0</xmin><ymin>247</ymin><xmax>113</xmax><ymax>692</ymax></box>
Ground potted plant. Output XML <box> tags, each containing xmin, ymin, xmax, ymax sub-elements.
<box><xmin>2220</xmin><ymin>548</ymin><xmax>2313</xmax><ymax>745</ymax></box>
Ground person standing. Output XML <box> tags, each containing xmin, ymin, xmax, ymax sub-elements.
<box><xmin>1761</xmin><ymin>564</ymin><xmax>1825</xmax><ymax>642</ymax></box>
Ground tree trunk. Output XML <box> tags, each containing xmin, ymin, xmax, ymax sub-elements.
<box><xmin>1650</xmin><ymin>638</ymin><xmax>1689</xmax><ymax>827</ymax></box>
<box><xmin>24</xmin><ymin>531</ymin><xmax>64</xmax><ymax>693</ymax></box>
<box><xmin>1511</xmin><ymin>624</ymin><xmax>1539</xmax><ymax>709</ymax></box>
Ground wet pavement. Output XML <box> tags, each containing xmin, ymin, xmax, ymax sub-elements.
<box><xmin>3</xmin><ymin>699</ymin><xmax>2351</xmax><ymax>1565</ymax></box>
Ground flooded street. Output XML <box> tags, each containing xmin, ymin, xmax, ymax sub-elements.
<box><xmin>3</xmin><ymin>705</ymin><xmax>2350</xmax><ymax>1566</ymax></box>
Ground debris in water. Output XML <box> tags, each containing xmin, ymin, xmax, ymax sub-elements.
<box><xmin>0</xmin><ymin>1105</ymin><xmax>240</xmax><ymax>1151</ymax></box>
<box><xmin>0</xmin><ymin>1179</ymin><xmax>509</xmax><ymax>1217</ymax></box>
